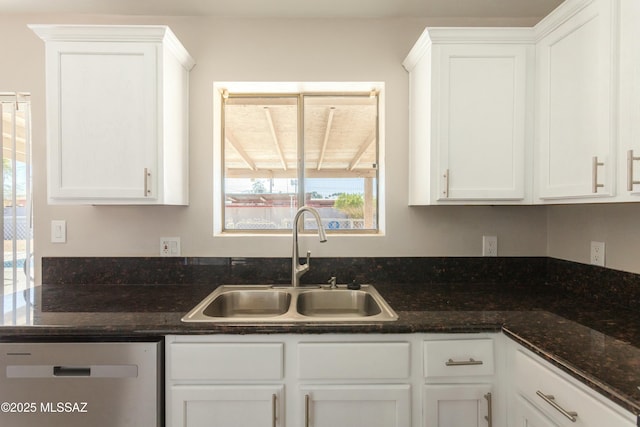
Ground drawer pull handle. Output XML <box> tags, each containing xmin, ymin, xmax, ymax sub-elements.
<box><xmin>53</xmin><ymin>366</ymin><xmax>91</xmax><ymax>377</ymax></box>
<box><xmin>272</xmin><ymin>393</ymin><xmax>277</xmax><ymax>427</ymax></box>
<box><xmin>445</xmin><ymin>358</ymin><xmax>483</xmax><ymax>366</ymax></box>
<box><xmin>304</xmin><ymin>394</ymin><xmax>310</xmax><ymax>427</ymax></box>
<box><xmin>536</xmin><ymin>391</ymin><xmax>578</xmax><ymax>422</ymax></box>
<box><xmin>484</xmin><ymin>392</ymin><xmax>492</xmax><ymax>427</ymax></box>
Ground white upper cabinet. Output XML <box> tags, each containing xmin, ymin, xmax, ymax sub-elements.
<box><xmin>534</xmin><ymin>0</ymin><xmax>618</xmax><ymax>202</ymax></box>
<box><xmin>405</xmin><ymin>0</ymin><xmax>640</xmax><ymax>206</ymax></box>
<box><xmin>616</xmin><ymin>0</ymin><xmax>640</xmax><ymax>199</ymax></box>
<box><xmin>30</xmin><ymin>25</ymin><xmax>195</xmax><ymax>205</ymax></box>
<box><xmin>404</xmin><ymin>28</ymin><xmax>534</xmax><ymax>205</ymax></box>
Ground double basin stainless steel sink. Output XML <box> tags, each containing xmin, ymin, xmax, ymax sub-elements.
<box><xmin>182</xmin><ymin>284</ymin><xmax>398</xmax><ymax>323</ymax></box>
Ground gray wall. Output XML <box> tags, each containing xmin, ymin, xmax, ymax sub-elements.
<box><xmin>547</xmin><ymin>204</ymin><xmax>640</xmax><ymax>274</ymax></box>
<box><xmin>2</xmin><ymin>12</ymin><xmax>636</xmax><ymax>279</ymax></box>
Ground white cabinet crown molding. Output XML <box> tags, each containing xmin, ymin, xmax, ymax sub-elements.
<box><xmin>28</xmin><ymin>24</ymin><xmax>195</xmax><ymax>70</ymax></box>
<box><xmin>403</xmin><ymin>27</ymin><xmax>534</xmax><ymax>72</ymax></box>
<box><xmin>533</xmin><ymin>0</ymin><xmax>600</xmax><ymax>40</ymax></box>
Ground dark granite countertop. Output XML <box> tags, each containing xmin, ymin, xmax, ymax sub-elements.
<box><xmin>1</xmin><ymin>282</ymin><xmax>639</xmax><ymax>419</ymax></box>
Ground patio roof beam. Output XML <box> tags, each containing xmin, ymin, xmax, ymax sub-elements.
<box><xmin>225</xmin><ymin>130</ymin><xmax>257</xmax><ymax>171</ymax></box>
<box><xmin>317</xmin><ymin>107</ymin><xmax>335</xmax><ymax>171</ymax></box>
<box><xmin>264</xmin><ymin>107</ymin><xmax>288</xmax><ymax>171</ymax></box>
<box><xmin>349</xmin><ymin>132</ymin><xmax>376</xmax><ymax>171</ymax></box>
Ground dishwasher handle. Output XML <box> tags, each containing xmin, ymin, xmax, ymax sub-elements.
<box><xmin>7</xmin><ymin>364</ymin><xmax>138</xmax><ymax>378</ymax></box>
<box><xmin>54</xmin><ymin>366</ymin><xmax>91</xmax><ymax>377</ymax></box>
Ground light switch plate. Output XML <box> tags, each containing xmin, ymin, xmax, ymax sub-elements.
<box><xmin>160</xmin><ymin>237</ymin><xmax>181</xmax><ymax>257</ymax></box>
<box><xmin>51</xmin><ymin>220</ymin><xmax>66</xmax><ymax>243</ymax></box>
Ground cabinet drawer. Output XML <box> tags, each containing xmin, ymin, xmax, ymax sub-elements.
<box><xmin>169</xmin><ymin>342</ymin><xmax>283</xmax><ymax>381</ymax></box>
<box><xmin>298</xmin><ymin>342</ymin><xmax>410</xmax><ymax>379</ymax></box>
<box><xmin>423</xmin><ymin>339</ymin><xmax>494</xmax><ymax>378</ymax></box>
<box><xmin>514</xmin><ymin>349</ymin><xmax>633</xmax><ymax>426</ymax></box>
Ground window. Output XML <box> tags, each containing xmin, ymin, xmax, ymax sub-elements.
<box><xmin>217</xmin><ymin>83</ymin><xmax>382</xmax><ymax>234</ymax></box>
<box><xmin>0</xmin><ymin>93</ymin><xmax>33</xmax><ymax>325</ymax></box>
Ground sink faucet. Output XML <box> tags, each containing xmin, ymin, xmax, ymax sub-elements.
<box><xmin>291</xmin><ymin>206</ymin><xmax>327</xmax><ymax>287</ymax></box>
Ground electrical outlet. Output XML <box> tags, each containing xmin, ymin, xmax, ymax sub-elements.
<box><xmin>482</xmin><ymin>235</ymin><xmax>498</xmax><ymax>257</ymax></box>
<box><xmin>590</xmin><ymin>241</ymin><xmax>605</xmax><ymax>266</ymax></box>
<box><xmin>160</xmin><ymin>237</ymin><xmax>181</xmax><ymax>257</ymax></box>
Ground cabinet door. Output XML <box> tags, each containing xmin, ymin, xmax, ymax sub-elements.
<box><xmin>618</xmin><ymin>0</ymin><xmax>640</xmax><ymax>197</ymax></box>
<box><xmin>535</xmin><ymin>0</ymin><xmax>616</xmax><ymax>200</ymax></box>
<box><xmin>300</xmin><ymin>384</ymin><xmax>411</xmax><ymax>427</ymax></box>
<box><xmin>436</xmin><ymin>44</ymin><xmax>529</xmax><ymax>201</ymax></box>
<box><xmin>169</xmin><ymin>385</ymin><xmax>283</xmax><ymax>427</ymax></box>
<box><xmin>423</xmin><ymin>384</ymin><xmax>492</xmax><ymax>427</ymax></box>
<box><xmin>512</xmin><ymin>394</ymin><xmax>559</xmax><ymax>427</ymax></box>
<box><xmin>46</xmin><ymin>41</ymin><xmax>158</xmax><ymax>201</ymax></box>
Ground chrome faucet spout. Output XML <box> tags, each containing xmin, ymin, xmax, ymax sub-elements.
<box><xmin>292</xmin><ymin>206</ymin><xmax>327</xmax><ymax>287</ymax></box>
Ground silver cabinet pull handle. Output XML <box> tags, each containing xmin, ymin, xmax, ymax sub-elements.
<box><xmin>272</xmin><ymin>393</ymin><xmax>277</xmax><ymax>427</ymax></box>
<box><xmin>627</xmin><ymin>150</ymin><xmax>640</xmax><ymax>191</ymax></box>
<box><xmin>442</xmin><ymin>169</ymin><xmax>449</xmax><ymax>198</ymax></box>
<box><xmin>592</xmin><ymin>156</ymin><xmax>604</xmax><ymax>193</ymax></box>
<box><xmin>484</xmin><ymin>392</ymin><xmax>492</xmax><ymax>427</ymax></box>
<box><xmin>304</xmin><ymin>394</ymin><xmax>310</xmax><ymax>427</ymax></box>
<box><xmin>445</xmin><ymin>358</ymin><xmax>483</xmax><ymax>366</ymax></box>
<box><xmin>143</xmin><ymin>168</ymin><xmax>151</xmax><ymax>197</ymax></box>
<box><xmin>536</xmin><ymin>391</ymin><xmax>578</xmax><ymax>422</ymax></box>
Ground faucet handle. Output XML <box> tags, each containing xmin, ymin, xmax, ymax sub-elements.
<box><xmin>305</xmin><ymin>250</ymin><xmax>311</xmax><ymax>266</ymax></box>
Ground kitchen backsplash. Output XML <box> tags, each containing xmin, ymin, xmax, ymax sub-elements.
<box><xmin>42</xmin><ymin>256</ymin><xmax>547</xmax><ymax>286</ymax></box>
<box><xmin>41</xmin><ymin>256</ymin><xmax>640</xmax><ymax>311</ymax></box>
<box><xmin>546</xmin><ymin>258</ymin><xmax>640</xmax><ymax>310</ymax></box>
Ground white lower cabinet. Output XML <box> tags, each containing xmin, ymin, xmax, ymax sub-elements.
<box><xmin>512</xmin><ymin>394</ymin><xmax>559</xmax><ymax>427</ymax></box>
<box><xmin>297</xmin><ymin>340</ymin><xmax>412</xmax><ymax>427</ymax></box>
<box><xmin>424</xmin><ymin>384</ymin><xmax>493</xmax><ymax>427</ymax></box>
<box><xmin>170</xmin><ymin>385</ymin><xmax>284</xmax><ymax>427</ymax></box>
<box><xmin>166</xmin><ymin>333</ymin><xmax>636</xmax><ymax>427</ymax></box>
<box><xmin>422</xmin><ymin>337</ymin><xmax>501</xmax><ymax>427</ymax></box>
<box><xmin>166</xmin><ymin>335</ymin><xmax>416</xmax><ymax>427</ymax></box>
<box><xmin>506</xmin><ymin>340</ymin><xmax>636</xmax><ymax>427</ymax></box>
<box><xmin>301</xmin><ymin>384</ymin><xmax>411</xmax><ymax>427</ymax></box>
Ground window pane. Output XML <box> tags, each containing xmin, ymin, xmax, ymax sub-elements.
<box><xmin>303</xmin><ymin>95</ymin><xmax>378</xmax><ymax>231</ymax></box>
<box><xmin>220</xmin><ymin>89</ymin><xmax>380</xmax><ymax>234</ymax></box>
<box><xmin>223</xmin><ymin>96</ymin><xmax>299</xmax><ymax>230</ymax></box>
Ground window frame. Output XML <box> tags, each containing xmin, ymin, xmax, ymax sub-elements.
<box><xmin>213</xmin><ymin>82</ymin><xmax>385</xmax><ymax>236</ymax></box>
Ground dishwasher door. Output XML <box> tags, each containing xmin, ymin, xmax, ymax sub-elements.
<box><xmin>0</xmin><ymin>341</ymin><xmax>160</xmax><ymax>427</ymax></box>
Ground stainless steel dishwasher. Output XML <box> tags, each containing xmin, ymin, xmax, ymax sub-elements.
<box><xmin>0</xmin><ymin>340</ymin><xmax>161</xmax><ymax>427</ymax></box>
